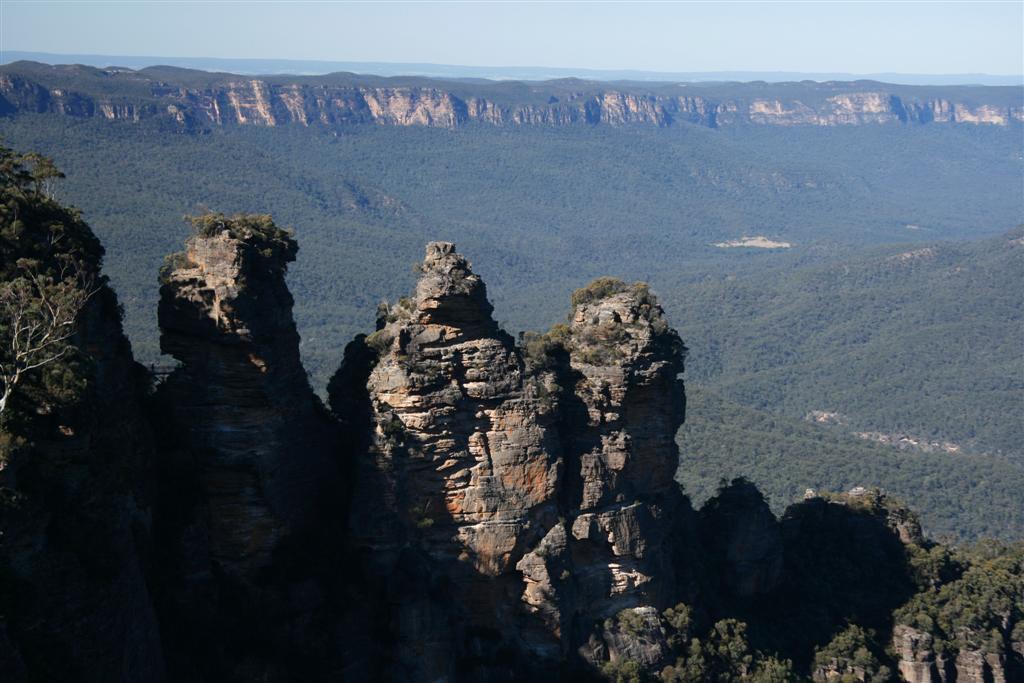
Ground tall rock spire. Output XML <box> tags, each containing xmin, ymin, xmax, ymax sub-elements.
<box><xmin>517</xmin><ymin>278</ymin><xmax>690</xmax><ymax>668</ymax></box>
<box><xmin>331</xmin><ymin>250</ymin><xmax>691</xmax><ymax>677</ymax></box>
<box><xmin>332</xmin><ymin>242</ymin><xmax>565</xmax><ymax>679</ymax></box>
<box><xmin>157</xmin><ymin>214</ymin><xmax>336</xmax><ymax>575</ymax></box>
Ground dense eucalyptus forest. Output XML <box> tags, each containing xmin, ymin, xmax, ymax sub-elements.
<box><xmin>0</xmin><ymin>90</ymin><xmax>1020</xmax><ymax>541</ymax></box>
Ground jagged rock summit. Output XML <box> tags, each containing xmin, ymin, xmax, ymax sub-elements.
<box><xmin>350</xmin><ymin>240</ymin><xmax>560</xmax><ymax>575</ymax></box>
<box><xmin>333</xmin><ymin>241</ymin><xmax>564</xmax><ymax>678</ymax></box>
<box><xmin>329</xmin><ymin>246</ymin><xmax>693</xmax><ymax>677</ymax></box>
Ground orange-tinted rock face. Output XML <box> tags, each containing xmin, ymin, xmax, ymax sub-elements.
<box><xmin>329</xmin><ymin>243</ymin><xmax>565</xmax><ymax>679</ymax></box>
<box><xmin>352</xmin><ymin>242</ymin><xmax>562</xmax><ymax>576</ymax></box>
<box><xmin>2</xmin><ymin>65</ymin><xmax>1019</xmax><ymax>130</ymax></box>
<box><xmin>331</xmin><ymin>252</ymin><xmax>690</xmax><ymax>675</ymax></box>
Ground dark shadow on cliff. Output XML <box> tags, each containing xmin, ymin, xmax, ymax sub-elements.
<box><xmin>0</xmin><ymin>150</ymin><xmax>165</xmax><ymax>682</ymax></box>
<box><xmin>145</xmin><ymin>374</ymin><xmax>359</xmax><ymax>681</ymax></box>
<box><xmin>693</xmin><ymin>478</ymin><xmax>917</xmax><ymax>672</ymax></box>
<box><xmin>329</xmin><ymin>330</ymin><xmax>565</xmax><ymax>681</ymax></box>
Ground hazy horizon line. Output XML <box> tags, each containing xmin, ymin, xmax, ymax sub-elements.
<box><xmin>5</xmin><ymin>50</ymin><xmax>1022</xmax><ymax>87</ymax></box>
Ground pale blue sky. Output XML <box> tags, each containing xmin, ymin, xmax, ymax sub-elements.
<box><xmin>2</xmin><ymin>1</ymin><xmax>1022</xmax><ymax>75</ymax></box>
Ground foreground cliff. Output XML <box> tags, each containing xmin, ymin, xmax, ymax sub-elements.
<box><xmin>1</xmin><ymin>61</ymin><xmax>1021</xmax><ymax>131</ymax></box>
<box><xmin>0</xmin><ymin>147</ymin><xmax>164</xmax><ymax>680</ymax></box>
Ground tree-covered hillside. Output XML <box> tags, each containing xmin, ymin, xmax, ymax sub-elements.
<box><xmin>676</xmin><ymin>387</ymin><xmax>1024</xmax><ymax>542</ymax></box>
<box><xmin>0</xmin><ymin>113</ymin><xmax>1019</xmax><ymax>541</ymax></box>
<box><xmin>0</xmin><ymin>114</ymin><xmax>1019</xmax><ymax>390</ymax></box>
<box><xmin>674</xmin><ymin>229</ymin><xmax>1024</xmax><ymax>458</ymax></box>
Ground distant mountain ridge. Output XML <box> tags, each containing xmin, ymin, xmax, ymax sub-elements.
<box><xmin>1</xmin><ymin>60</ymin><xmax>1021</xmax><ymax>130</ymax></box>
<box><xmin>5</xmin><ymin>50</ymin><xmax>1023</xmax><ymax>85</ymax></box>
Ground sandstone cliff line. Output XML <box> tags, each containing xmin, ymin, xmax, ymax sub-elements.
<box><xmin>2</xmin><ymin>63</ymin><xmax>1021</xmax><ymax>130</ymax></box>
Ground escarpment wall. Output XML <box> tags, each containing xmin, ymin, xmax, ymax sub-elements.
<box><xmin>2</xmin><ymin>64</ymin><xmax>1021</xmax><ymax>130</ymax></box>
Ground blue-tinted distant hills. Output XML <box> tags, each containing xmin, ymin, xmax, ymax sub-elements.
<box><xmin>4</xmin><ymin>50</ymin><xmax>1022</xmax><ymax>85</ymax></box>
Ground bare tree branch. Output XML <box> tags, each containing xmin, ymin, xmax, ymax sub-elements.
<box><xmin>0</xmin><ymin>260</ymin><xmax>98</xmax><ymax>417</ymax></box>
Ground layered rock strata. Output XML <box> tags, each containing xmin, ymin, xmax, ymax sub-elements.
<box><xmin>892</xmin><ymin>625</ymin><xmax>955</xmax><ymax>683</ymax></box>
<box><xmin>520</xmin><ymin>279</ymin><xmax>689</xmax><ymax>669</ymax></box>
<box><xmin>331</xmin><ymin>250</ymin><xmax>690</xmax><ymax>676</ymax></box>
<box><xmin>892</xmin><ymin>612</ymin><xmax>1022</xmax><ymax>683</ymax></box>
<box><xmin>2</xmin><ymin>65</ymin><xmax>1021</xmax><ymax>130</ymax></box>
<box><xmin>334</xmin><ymin>242</ymin><xmax>564</xmax><ymax>679</ymax></box>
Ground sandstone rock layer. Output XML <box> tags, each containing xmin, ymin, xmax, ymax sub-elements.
<box><xmin>333</xmin><ymin>249</ymin><xmax>690</xmax><ymax>676</ymax></box>
<box><xmin>158</xmin><ymin>217</ymin><xmax>336</xmax><ymax>575</ymax></box>
<box><xmin>3</xmin><ymin>66</ymin><xmax>1021</xmax><ymax>130</ymax></box>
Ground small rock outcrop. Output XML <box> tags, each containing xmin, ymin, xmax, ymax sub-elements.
<box><xmin>890</xmin><ymin>539</ymin><xmax>1023</xmax><ymax>683</ymax></box>
<box><xmin>699</xmin><ymin>478</ymin><xmax>783</xmax><ymax>598</ymax></box>
<box><xmin>892</xmin><ymin>625</ymin><xmax>954</xmax><ymax>683</ymax></box>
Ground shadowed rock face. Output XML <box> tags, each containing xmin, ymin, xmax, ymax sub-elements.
<box><xmin>157</xmin><ymin>223</ymin><xmax>336</xmax><ymax>576</ymax></box>
<box><xmin>0</xmin><ymin>172</ymin><xmax>165</xmax><ymax>682</ymax></box>
<box><xmin>0</xmin><ymin>286</ymin><xmax>166</xmax><ymax>683</ymax></box>
<box><xmin>698</xmin><ymin>479</ymin><xmax>783</xmax><ymax>599</ymax></box>
<box><xmin>334</xmin><ymin>242</ymin><xmax>565</xmax><ymax>680</ymax></box>
<box><xmin>150</xmin><ymin>219</ymin><xmax>353</xmax><ymax>681</ymax></box>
